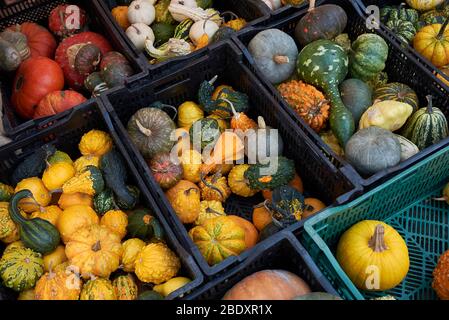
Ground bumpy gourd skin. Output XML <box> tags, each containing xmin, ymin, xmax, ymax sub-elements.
<box><xmin>0</xmin><ymin>202</ymin><xmax>18</xmax><ymax>239</ymax></box>
<box><xmin>297</xmin><ymin>39</ymin><xmax>354</xmax><ymax>146</ymax></box>
<box><xmin>112</xmin><ymin>274</ymin><xmax>138</xmax><ymax>300</ymax></box>
<box><xmin>80</xmin><ymin>278</ymin><xmax>117</xmax><ymax>300</ymax></box>
<box><xmin>228</xmin><ymin>165</ymin><xmax>258</xmax><ymax>198</ymax></box>
<box><xmin>165</xmin><ymin>180</ymin><xmax>201</xmax><ymax>224</ymax></box>
<box><xmin>62</xmin><ymin>165</ymin><xmax>104</xmax><ymax>196</ymax></box>
<box><xmin>35</xmin><ymin>270</ymin><xmax>81</xmax><ymax>300</ymax></box>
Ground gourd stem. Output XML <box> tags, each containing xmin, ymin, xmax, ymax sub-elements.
<box><xmin>426</xmin><ymin>95</ymin><xmax>434</xmax><ymax>114</ymax></box>
<box><xmin>135</xmin><ymin>119</ymin><xmax>153</xmax><ymax>137</ymax></box>
<box><xmin>208</xmin><ymin>75</ymin><xmax>218</xmax><ymax>85</ymax></box>
<box><xmin>437</xmin><ymin>17</ymin><xmax>449</xmax><ymax>39</ymax></box>
<box><xmin>257</xmin><ymin>116</ymin><xmax>267</xmax><ymax>129</ymax></box>
<box><xmin>92</xmin><ymin>241</ymin><xmax>101</xmax><ymax>252</ymax></box>
<box><xmin>434</xmin><ymin>196</ymin><xmax>448</xmax><ymax>201</ymax></box>
<box><xmin>273</xmin><ymin>55</ymin><xmax>289</xmax><ymax>64</ymax></box>
<box><xmin>222</xmin><ymin>98</ymin><xmax>239</xmax><ymax>119</ymax></box>
<box><xmin>368</xmin><ymin>224</ymin><xmax>389</xmax><ymax>252</ymax></box>
<box><xmin>308</xmin><ymin>0</ymin><xmax>316</xmax><ymax>12</ymax></box>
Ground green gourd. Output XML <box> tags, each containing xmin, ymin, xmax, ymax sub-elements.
<box><xmin>0</xmin><ymin>183</ymin><xmax>14</xmax><ymax>202</ymax></box>
<box><xmin>126</xmin><ymin>208</ymin><xmax>165</xmax><ymax>241</ymax></box>
<box><xmin>9</xmin><ymin>190</ymin><xmax>60</xmax><ymax>255</ymax></box>
<box><xmin>297</xmin><ymin>39</ymin><xmax>354</xmax><ymax>146</ymax></box>
<box><xmin>340</xmin><ymin>78</ymin><xmax>373</xmax><ymax>125</ymax></box>
<box><xmin>152</xmin><ymin>22</ymin><xmax>176</xmax><ymax>47</ymax></box>
<box><xmin>380</xmin><ymin>5</ymin><xmax>419</xmax><ymax>24</ymax></box>
<box><xmin>11</xmin><ymin>144</ymin><xmax>56</xmax><ymax>185</ymax></box>
<box><xmin>93</xmin><ymin>188</ymin><xmax>116</xmax><ymax>215</ymax></box>
<box><xmin>189</xmin><ymin>118</ymin><xmax>221</xmax><ymax>150</ymax></box>
<box><xmin>385</xmin><ymin>20</ymin><xmax>416</xmax><ymax>43</ymax></box>
<box><xmin>244</xmin><ymin>156</ymin><xmax>295</xmax><ymax>190</ymax></box>
<box><xmin>374</xmin><ymin>82</ymin><xmax>419</xmax><ymax>112</ymax></box>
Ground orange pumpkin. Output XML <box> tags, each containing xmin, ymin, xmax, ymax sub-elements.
<box><xmin>303</xmin><ymin>198</ymin><xmax>326</xmax><ymax>219</ymax></box>
<box><xmin>252</xmin><ymin>204</ymin><xmax>273</xmax><ymax>232</ymax></box>
<box><xmin>227</xmin><ymin>215</ymin><xmax>258</xmax><ymax>249</ymax></box>
<box><xmin>262</xmin><ymin>173</ymin><xmax>304</xmax><ymax>200</ymax></box>
<box><xmin>414</xmin><ymin>21</ymin><xmax>449</xmax><ymax>67</ymax></box>
<box><xmin>223</xmin><ymin>270</ymin><xmax>311</xmax><ymax>300</ymax></box>
<box><xmin>58</xmin><ymin>192</ymin><xmax>93</xmax><ymax>209</ymax></box>
<box><xmin>57</xmin><ymin>205</ymin><xmax>99</xmax><ymax>243</ymax></box>
<box><xmin>34</xmin><ymin>90</ymin><xmax>87</xmax><ymax>119</ymax></box>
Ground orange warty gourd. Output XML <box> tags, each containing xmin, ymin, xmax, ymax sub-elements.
<box><xmin>15</xmin><ymin>177</ymin><xmax>51</xmax><ymax>213</ymax></box>
<box><xmin>227</xmin><ymin>215</ymin><xmax>259</xmax><ymax>249</ymax></box>
<box><xmin>166</xmin><ymin>180</ymin><xmax>201</xmax><ymax>224</ymax></box>
<box><xmin>57</xmin><ymin>205</ymin><xmax>99</xmax><ymax>243</ymax></box>
<box><xmin>433</xmin><ymin>249</ymin><xmax>449</xmax><ymax>300</ymax></box>
<box><xmin>35</xmin><ymin>270</ymin><xmax>82</xmax><ymax>300</ymax></box>
<box><xmin>112</xmin><ymin>6</ymin><xmax>130</xmax><ymax>29</ymax></box>
<box><xmin>100</xmin><ymin>210</ymin><xmax>128</xmax><ymax>239</ymax></box>
<box><xmin>30</xmin><ymin>205</ymin><xmax>62</xmax><ymax>226</ymax></box>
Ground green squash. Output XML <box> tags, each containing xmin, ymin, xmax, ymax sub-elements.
<box><xmin>11</xmin><ymin>144</ymin><xmax>56</xmax><ymax>185</ymax></box>
<box><xmin>0</xmin><ymin>39</ymin><xmax>21</xmax><ymax>72</ymax></box>
<box><xmin>366</xmin><ymin>71</ymin><xmax>389</xmax><ymax>91</ymax></box>
<box><xmin>152</xmin><ymin>23</ymin><xmax>176</xmax><ymax>47</ymax></box>
<box><xmin>93</xmin><ymin>188</ymin><xmax>116</xmax><ymax>215</ymax></box>
<box><xmin>340</xmin><ymin>78</ymin><xmax>373</xmax><ymax>125</ymax></box>
<box><xmin>137</xmin><ymin>290</ymin><xmax>164</xmax><ymax>300</ymax></box>
<box><xmin>0</xmin><ymin>183</ymin><xmax>14</xmax><ymax>202</ymax></box>
<box><xmin>101</xmin><ymin>150</ymin><xmax>139</xmax><ymax>211</ymax></box>
<box><xmin>174</xmin><ymin>19</ymin><xmax>194</xmax><ymax>41</ymax></box>
<box><xmin>8</xmin><ymin>190</ymin><xmax>61</xmax><ymax>255</ymax></box>
<box><xmin>385</xmin><ymin>20</ymin><xmax>416</xmax><ymax>43</ymax></box>
<box><xmin>297</xmin><ymin>39</ymin><xmax>354</xmax><ymax>146</ymax></box>
<box><xmin>349</xmin><ymin>33</ymin><xmax>389</xmax><ymax>82</ymax></box>
<box><xmin>380</xmin><ymin>5</ymin><xmax>419</xmax><ymax>24</ymax></box>
<box><xmin>0</xmin><ymin>247</ymin><xmax>44</xmax><ymax>292</ymax></box>
<box><xmin>102</xmin><ymin>63</ymin><xmax>133</xmax><ymax>88</ymax></box>
<box><xmin>401</xmin><ymin>96</ymin><xmax>449</xmax><ymax>150</ymax></box>
<box><xmin>244</xmin><ymin>156</ymin><xmax>295</xmax><ymax>190</ymax></box>
<box><xmin>189</xmin><ymin>118</ymin><xmax>222</xmax><ymax>150</ymax></box>
<box><xmin>127</xmin><ymin>209</ymin><xmax>164</xmax><ymax>241</ymax></box>
<box><xmin>154</xmin><ymin>0</ymin><xmax>176</xmax><ymax>25</ymax></box>
<box><xmin>374</xmin><ymin>82</ymin><xmax>419</xmax><ymax>112</ymax></box>
<box><xmin>116</xmin><ymin>185</ymin><xmax>140</xmax><ymax>210</ymax></box>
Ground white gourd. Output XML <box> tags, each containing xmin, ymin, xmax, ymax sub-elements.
<box><xmin>189</xmin><ymin>20</ymin><xmax>219</xmax><ymax>45</ymax></box>
<box><xmin>169</xmin><ymin>4</ymin><xmax>212</xmax><ymax>22</ymax></box>
<box><xmin>170</xmin><ymin>0</ymin><xmax>198</xmax><ymax>8</ymax></box>
<box><xmin>128</xmin><ymin>0</ymin><xmax>156</xmax><ymax>25</ymax></box>
<box><xmin>126</xmin><ymin>23</ymin><xmax>155</xmax><ymax>51</ymax></box>
<box><xmin>261</xmin><ymin>0</ymin><xmax>282</xmax><ymax>10</ymax></box>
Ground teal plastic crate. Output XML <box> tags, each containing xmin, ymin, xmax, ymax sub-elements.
<box><xmin>300</xmin><ymin>146</ymin><xmax>449</xmax><ymax>300</ymax></box>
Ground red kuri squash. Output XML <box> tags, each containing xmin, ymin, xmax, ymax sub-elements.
<box><xmin>48</xmin><ymin>4</ymin><xmax>87</xmax><ymax>37</ymax></box>
<box><xmin>12</xmin><ymin>57</ymin><xmax>64</xmax><ymax>119</ymax></box>
<box><xmin>8</xmin><ymin>22</ymin><xmax>57</xmax><ymax>58</ymax></box>
<box><xmin>34</xmin><ymin>90</ymin><xmax>87</xmax><ymax>119</ymax></box>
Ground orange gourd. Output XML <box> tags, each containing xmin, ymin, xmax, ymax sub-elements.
<box><xmin>227</xmin><ymin>215</ymin><xmax>258</xmax><ymax>249</ymax></box>
<box><xmin>30</xmin><ymin>205</ymin><xmax>62</xmax><ymax>226</ymax></box>
<box><xmin>262</xmin><ymin>173</ymin><xmax>304</xmax><ymax>200</ymax></box>
<box><xmin>433</xmin><ymin>249</ymin><xmax>449</xmax><ymax>300</ymax></box>
<box><xmin>252</xmin><ymin>203</ymin><xmax>273</xmax><ymax>232</ymax></box>
<box><xmin>112</xmin><ymin>6</ymin><xmax>130</xmax><ymax>29</ymax></box>
<box><xmin>58</xmin><ymin>192</ymin><xmax>93</xmax><ymax>209</ymax></box>
<box><xmin>166</xmin><ymin>180</ymin><xmax>201</xmax><ymax>224</ymax></box>
<box><xmin>57</xmin><ymin>205</ymin><xmax>99</xmax><ymax>243</ymax></box>
<box><xmin>303</xmin><ymin>198</ymin><xmax>326</xmax><ymax>219</ymax></box>
<box><xmin>15</xmin><ymin>177</ymin><xmax>51</xmax><ymax>213</ymax></box>
<box><xmin>226</xmin><ymin>98</ymin><xmax>257</xmax><ymax>132</ymax></box>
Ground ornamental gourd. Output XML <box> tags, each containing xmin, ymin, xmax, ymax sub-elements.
<box><xmin>74</xmin><ymin>156</ymin><xmax>100</xmax><ymax>173</ymax></box>
<box><xmin>359</xmin><ymin>100</ymin><xmax>413</xmax><ymax>132</ymax></box>
<box><xmin>345</xmin><ymin>127</ymin><xmax>401</xmax><ymax>175</ymax></box>
<box><xmin>80</xmin><ymin>278</ymin><xmax>117</xmax><ymax>300</ymax></box>
<box><xmin>15</xmin><ymin>177</ymin><xmax>51</xmax><ymax>213</ymax></box>
<box><xmin>195</xmin><ymin>200</ymin><xmax>226</xmax><ymax>226</ymax></box>
<box><xmin>374</xmin><ymin>82</ymin><xmax>419</xmax><ymax>112</ymax></box>
<box><xmin>128</xmin><ymin>108</ymin><xmax>176</xmax><ymax>159</ymax></box>
<box><xmin>380</xmin><ymin>4</ymin><xmax>419</xmax><ymax>24</ymax></box>
<box><xmin>0</xmin><ymin>39</ymin><xmax>21</xmax><ymax>72</ymax></box>
<box><xmin>433</xmin><ymin>249</ymin><xmax>449</xmax><ymax>300</ymax></box>
<box><xmin>385</xmin><ymin>19</ymin><xmax>416</xmax><ymax>44</ymax></box>
<box><xmin>227</xmin><ymin>215</ymin><xmax>259</xmax><ymax>249</ymax></box>
<box><xmin>248</xmin><ymin>29</ymin><xmax>298</xmax><ymax>84</ymax></box>
<box><xmin>179</xmin><ymin>149</ymin><xmax>202</xmax><ymax>183</ymax></box>
<box><xmin>58</xmin><ymin>192</ymin><xmax>93</xmax><ymax>209</ymax></box>
<box><xmin>340</xmin><ymin>78</ymin><xmax>373</xmax><ymax>125</ymax></box>
<box><xmin>199</xmin><ymin>175</ymin><xmax>231</xmax><ymax>202</ymax></box>
<box><xmin>0</xmin><ymin>183</ymin><xmax>14</xmax><ymax>202</ymax></box>
<box><xmin>153</xmin><ymin>277</ymin><xmax>191</xmax><ymax>297</ymax></box>
<box><xmin>166</xmin><ymin>180</ymin><xmax>201</xmax><ymax>224</ymax></box>
<box><xmin>93</xmin><ymin>188</ymin><xmax>115</xmax><ymax>215</ymax></box>
<box><xmin>9</xmin><ymin>190</ymin><xmax>61</xmax><ymax>254</ymax></box>
<box><xmin>177</xmin><ymin>101</ymin><xmax>204</xmax><ymax>129</ymax></box>
<box><xmin>65</xmin><ymin>224</ymin><xmax>122</xmax><ymax>278</ymax></box>
<box><xmin>294</xmin><ymin>1</ymin><xmax>347</xmax><ymax>46</ymax></box>
<box><xmin>62</xmin><ymin>166</ymin><xmax>105</xmax><ymax>196</ymax></box>
<box><xmin>112</xmin><ymin>6</ymin><xmax>131</xmax><ymax>29</ymax></box>
<box><xmin>30</xmin><ymin>206</ymin><xmax>62</xmax><ymax>226</ymax></box>
<box><xmin>0</xmin><ymin>247</ymin><xmax>44</xmax><ymax>292</ymax></box>
<box><xmin>189</xmin><ymin>216</ymin><xmax>246</xmax><ymax>265</ymax></box>
<box><xmin>0</xmin><ymin>202</ymin><xmax>18</xmax><ymax>241</ymax></box>
<box><xmin>134</xmin><ymin>243</ymin><xmax>181</xmax><ymax>284</ymax></box>
<box><xmin>121</xmin><ymin>238</ymin><xmax>146</xmax><ymax>272</ymax></box>
<box><xmin>244</xmin><ymin>156</ymin><xmax>295</xmax><ymax>190</ymax></box>
<box><xmin>189</xmin><ymin>118</ymin><xmax>222</xmax><ymax>150</ymax></box>
<box><xmin>223</xmin><ymin>270</ymin><xmax>311</xmax><ymax>300</ymax></box>
<box><xmin>414</xmin><ymin>19</ymin><xmax>449</xmax><ymax>67</ymax></box>
<box><xmin>278</xmin><ymin>80</ymin><xmax>330</xmax><ymax>132</ymax></box>
<box><xmin>79</xmin><ymin>130</ymin><xmax>113</xmax><ymax>157</ymax></box>
<box><xmin>42</xmin><ymin>162</ymin><xmax>76</xmax><ymax>191</ymax></box>
<box><xmin>148</xmin><ymin>152</ymin><xmax>183</xmax><ymax>190</ymax></box>
<box><xmin>100</xmin><ymin>210</ymin><xmax>128</xmax><ymax>239</ymax></box>
<box><xmin>127</xmin><ymin>209</ymin><xmax>164</xmax><ymax>241</ymax></box>
<box><xmin>228</xmin><ymin>165</ymin><xmax>258</xmax><ymax>198</ymax></box>
<box><xmin>396</xmin><ymin>135</ymin><xmax>420</xmax><ymax>161</ymax></box>
<box><xmin>128</xmin><ymin>0</ymin><xmax>156</xmax><ymax>25</ymax></box>
<box><xmin>401</xmin><ymin>95</ymin><xmax>449</xmax><ymax>150</ymax></box>
<box><xmin>48</xmin><ymin>4</ymin><xmax>87</xmax><ymax>37</ymax></box>
<box><xmin>42</xmin><ymin>245</ymin><xmax>67</xmax><ymax>272</ymax></box>
<box><xmin>57</xmin><ymin>205</ymin><xmax>99</xmax><ymax>243</ymax></box>
<box><xmin>336</xmin><ymin>221</ymin><xmax>410</xmax><ymax>291</ymax></box>
<box><xmin>406</xmin><ymin>0</ymin><xmax>444</xmax><ymax>11</ymax></box>
<box><xmin>244</xmin><ymin>117</ymin><xmax>284</xmax><ymax>162</ymax></box>
<box><xmin>297</xmin><ymin>39</ymin><xmax>354</xmax><ymax>146</ymax></box>
<box><xmin>35</xmin><ymin>269</ymin><xmax>81</xmax><ymax>300</ymax></box>
<box><xmin>113</xmin><ymin>274</ymin><xmax>138</xmax><ymax>300</ymax></box>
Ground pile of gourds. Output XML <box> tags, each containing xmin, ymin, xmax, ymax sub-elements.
<box><xmin>0</xmin><ymin>129</ymin><xmax>191</xmax><ymax>300</ymax></box>
<box><xmin>246</xmin><ymin>1</ymin><xmax>449</xmax><ymax>176</ymax></box>
<box><xmin>111</xmin><ymin>0</ymin><xmax>247</xmax><ymax>64</ymax></box>
<box><xmin>125</xmin><ymin>76</ymin><xmax>326</xmax><ymax>266</ymax></box>
<box><xmin>0</xmin><ymin>3</ymin><xmax>135</xmax><ymax>122</ymax></box>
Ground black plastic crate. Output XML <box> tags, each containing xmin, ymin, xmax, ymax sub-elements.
<box><xmin>0</xmin><ymin>0</ymin><xmax>148</xmax><ymax>139</ymax></box>
<box><xmin>186</xmin><ymin>231</ymin><xmax>338</xmax><ymax>300</ymax></box>
<box><xmin>102</xmin><ymin>40</ymin><xmax>362</xmax><ymax>276</ymax></box>
<box><xmin>0</xmin><ymin>100</ymin><xmax>203</xmax><ymax>300</ymax></box>
<box><xmin>98</xmin><ymin>0</ymin><xmax>271</xmax><ymax>76</ymax></box>
<box><xmin>234</xmin><ymin>0</ymin><xmax>449</xmax><ymax>191</ymax></box>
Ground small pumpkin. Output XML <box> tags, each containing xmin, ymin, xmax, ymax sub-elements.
<box><xmin>30</xmin><ymin>205</ymin><xmax>62</xmax><ymax>226</ymax></box>
<box><xmin>34</xmin><ymin>90</ymin><xmax>87</xmax><ymax>119</ymax></box>
<box><xmin>433</xmin><ymin>249</ymin><xmax>449</xmax><ymax>300</ymax></box>
<box><xmin>228</xmin><ymin>165</ymin><xmax>258</xmax><ymax>198</ymax></box>
<box><xmin>148</xmin><ymin>152</ymin><xmax>183</xmax><ymax>190</ymax></box>
<box><xmin>166</xmin><ymin>180</ymin><xmax>200</xmax><ymax>224</ymax></box>
<box><xmin>228</xmin><ymin>100</ymin><xmax>257</xmax><ymax>133</ymax></box>
<box><xmin>302</xmin><ymin>198</ymin><xmax>326</xmax><ymax>219</ymax></box>
<box><xmin>128</xmin><ymin>0</ymin><xmax>156</xmax><ymax>25</ymax></box>
<box><xmin>35</xmin><ymin>269</ymin><xmax>81</xmax><ymax>300</ymax></box>
<box><xmin>252</xmin><ymin>203</ymin><xmax>273</xmax><ymax>232</ymax></box>
<box><xmin>374</xmin><ymin>83</ymin><xmax>419</xmax><ymax>112</ymax></box>
<box><xmin>121</xmin><ymin>238</ymin><xmax>146</xmax><ymax>272</ymax></box>
<box><xmin>93</xmin><ymin>188</ymin><xmax>116</xmax><ymax>215</ymax></box>
<box><xmin>414</xmin><ymin>19</ymin><xmax>449</xmax><ymax>67</ymax></box>
<box><xmin>48</xmin><ymin>4</ymin><xmax>87</xmax><ymax>37</ymax></box>
<box><xmin>15</xmin><ymin>177</ymin><xmax>51</xmax><ymax>213</ymax></box>
<box><xmin>134</xmin><ymin>242</ymin><xmax>181</xmax><ymax>284</ymax></box>
<box><xmin>195</xmin><ymin>200</ymin><xmax>226</xmax><ymax>226</ymax></box>
<box><xmin>177</xmin><ymin>101</ymin><xmax>204</xmax><ymax>129</ymax></box>
<box><xmin>112</xmin><ymin>6</ymin><xmax>131</xmax><ymax>29</ymax></box>
<box><xmin>0</xmin><ymin>202</ymin><xmax>18</xmax><ymax>241</ymax></box>
<box><xmin>336</xmin><ymin>221</ymin><xmax>410</xmax><ymax>291</ymax></box>
<box><xmin>42</xmin><ymin>245</ymin><xmax>67</xmax><ymax>273</ymax></box>
<box><xmin>189</xmin><ymin>216</ymin><xmax>247</xmax><ymax>266</ymax></box>
<box><xmin>79</xmin><ymin>130</ymin><xmax>113</xmax><ymax>157</ymax></box>
<box><xmin>113</xmin><ymin>274</ymin><xmax>138</xmax><ymax>300</ymax></box>
<box><xmin>80</xmin><ymin>278</ymin><xmax>117</xmax><ymax>300</ymax></box>
<box><xmin>58</xmin><ymin>192</ymin><xmax>93</xmax><ymax>209</ymax></box>
<box><xmin>227</xmin><ymin>215</ymin><xmax>258</xmax><ymax>249</ymax></box>
<box><xmin>57</xmin><ymin>205</ymin><xmax>99</xmax><ymax>243</ymax></box>
<box><xmin>65</xmin><ymin>224</ymin><xmax>123</xmax><ymax>278</ymax></box>
<box><xmin>100</xmin><ymin>210</ymin><xmax>128</xmax><ymax>239</ymax></box>
<box><xmin>245</xmin><ymin>156</ymin><xmax>295</xmax><ymax>191</ymax></box>
<box><xmin>48</xmin><ymin>150</ymin><xmax>72</xmax><ymax>165</ymax></box>
<box><xmin>179</xmin><ymin>149</ymin><xmax>202</xmax><ymax>183</ymax></box>
<box><xmin>340</xmin><ymin>78</ymin><xmax>373</xmax><ymax>125</ymax></box>
<box><xmin>248</xmin><ymin>29</ymin><xmax>298</xmax><ymax>84</ymax></box>
<box><xmin>4</xmin><ymin>241</ymin><xmax>25</xmax><ymax>254</ymax></box>
<box><xmin>42</xmin><ymin>162</ymin><xmax>76</xmax><ymax>191</ymax></box>
<box><xmin>126</xmin><ymin>23</ymin><xmax>155</xmax><ymax>51</ymax></box>
<box><xmin>223</xmin><ymin>270</ymin><xmax>311</xmax><ymax>300</ymax></box>
<box><xmin>199</xmin><ymin>174</ymin><xmax>231</xmax><ymax>203</ymax></box>
<box><xmin>128</xmin><ymin>108</ymin><xmax>176</xmax><ymax>159</ymax></box>
<box><xmin>7</xmin><ymin>22</ymin><xmax>56</xmax><ymax>59</ymax></box>
<box><xmin>385</xmin><ymin>19</ymin><xmax>416</xmax><ymax>44</ymax></box>
<box><xmin>101</xmin><ymin>63</ymin><xmax>133</xmax><ymax>88</ymax></box>
<box><xmin>359</xmin><ymin>101</ymin><xmax>413</xmax><ymax>132</ymax></box>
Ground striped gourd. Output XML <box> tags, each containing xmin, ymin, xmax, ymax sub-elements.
<box><xmin>0</xmin><ymin>247</ymin><xmax>44</xmax><ymax>292</ymax></box>
<box><xmin>80</xmin><ymin>278</ymin><xmax>117</xmax><ymax>300</ymax></box>
<box><xmin>173</xmin><ymin>19</ymin><xmax>194</xmax><ymax>41</ymax></box>
<box><xmin>112</xmin><ymin>274</ymin><xmax>138</xmax><ymax>300</ymax></box>
<box><xmin>374</xmin><ymin>82</ymin><xmax>419</xmax><ymax>111</ymax></box>
<box><xmin>402</xmin><ymin>95</ymin><xmax>449</xmax><ymax>150</ymax></box>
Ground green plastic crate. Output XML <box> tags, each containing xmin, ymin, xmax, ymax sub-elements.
<box><xmin>300</xmin><ymin>146</ymin><xmax>449</xmax><ymax>300</ymax></box>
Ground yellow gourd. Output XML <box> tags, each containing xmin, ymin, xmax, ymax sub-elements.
<box><xmin>177</xmin><ymin>101</ymin><xmax>204</xmax><ymax>129</ymax></box>
<box><xmin>199</xmin><ymin>175</ymin><xmax>231</xmax><ymax>202</ymax></box>
<box><xmin>43</xmin><ymin>245</ymin><xmax>67</xmax><ymax>272</ymax></box>
<box><xmin>79</xmin><ymin>130</ymin><xmax>113</xmax><ymax>157</ymax></box>
<box><xmin>406</xmin><ymin>0</ymin><xmax>443</xmax><ymax>11</ymax></box>
<box><xmin>336</xmin><ymin>220</ymin><xmax>410</xmax><ymax>291</ymax></box>
<box><xmin>4</xmin><ymin>240</ymin><xmax>25</xmax><ymax>254</ymax></box>
<box><xmin>195</xmin><ymin>200</ymin><xmax>226</xmax><ymax>226</ymax></box>
<box><xmin>228</xmin><ymin>164</ymin><xmax>258</xmax><ymax>197</ymax></box>
<box><xmin>121</xmin><ymin>238</ymin><xmax>146</xmax><ymax>272</ymax></box>
<box><xmin>100</xmin><ymin>209</ymin><xmax>128</xmax><ymax>239</ymax></box>
<box><xmin>180</xmin><ymin>149</ymin><xmax>202</xmax><ymax>183</ymax></box>
<box><xmin>42</xmin><ymin>162</ymin><xmax>76</xmax><ymax>191</ymax></box>
<box><xmin>1</xmin><ymin>228</ymin><xmax>19</xmax><ymax>244</ymax></box>
<box><xmin>0</xmin><ymin>202</ymin><xmax>18</xmax><ymax>241</ymax></box>
<box><xmin>165</xmin><ymin>180</ymin><xmax>201</xmax><ymax>224</ymax></box>
<box><xmin>134</xmin><ymin>243</ymin><xmax>181</xmax><ymax>284</ymax></box>
<box><xmin>15</xmin><ymin>177</ymin><xmax>51</xmax><ymax>213</ymax></box>
<box><xmin>57</xmin><ymin>205</ymin><xmax>100</xmax><ymax>243</ymax></box>
<box><xmin>30</xmin><ymin>205</ymin><xmax>62</xmax><ymax>226</ymax></box>
<box><xmin>112</xmin><ymin>6</ymin><xmax>130</xmax><ymax>29</ymax></box>
<box><xmin>153</xmin><ymin>277</ymin><xmax>191</xmax><ymax>297</ymax></box>
<box><xmin>80</xmin><ymin>278</ymin><xmax>117</xmax><ymax>300</ymax></box>
<box><xmin>73</xmin><ymin>156</ymin><xmax>100</xmax><ymax>173</ymax></box>
<box><xmin>359</xmin><ymin>101</ymin><xmax>413</xmax><ymax>131</ymax></box>
<box><xmin>58</xmin><ymin>192</ymin><xmax>93</xmax><ymax>209</ymax></box>
<box><xmin>62</xmin><ymin>166</ymin><xmax>104</xmax><ymax>196</ymax></box>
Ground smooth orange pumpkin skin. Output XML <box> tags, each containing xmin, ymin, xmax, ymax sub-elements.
<box><xmin>15</xmin><ymin>177</ymin><xmax>51</xmax><ymax>212</ymax></box>
<box><xmin>302</xmin><ymin>198</ymin><xmax>326</xmax><ymax>219</ymax></box>
<box><xmin>8</xmin><ymin>22</ymin><xmax>57</xmax><ymax>58</ymax></box>
<box><xmin>34</xmin><ymin>90</ymin><xmax>87</xmax><ymax>119</ymax></box>
<box><xmin>57</xmin><ymin>205</ymin><xmax>99</xmax><ymax>243</ymax></box>
<box><xmin>58</xmin><ymin>192</ymin><xmax>93</xmax><ymax>209</ymax></box>
<box><xmin>252</xmin><ymin>206</ymin><xmax>272</xmax><ymax>232</ymax></box>
<box><xmin>227</xmin><ymin>215</ymin><xmax>259</xmax><ymax>249</ymax></box>
<box><xmin>223</xmin><ymin>270</ymin><xmax>311</xmax><ymax>300</ymax></box>
<box><xmin>414</xmin><ymin>24</ymin><xmax>449</xmax><ymax>67</ymax></box>
<box><xmin>262</xmin><ymin>173</ymin><xmax>304</xmax><ymax>200</ymax></box>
